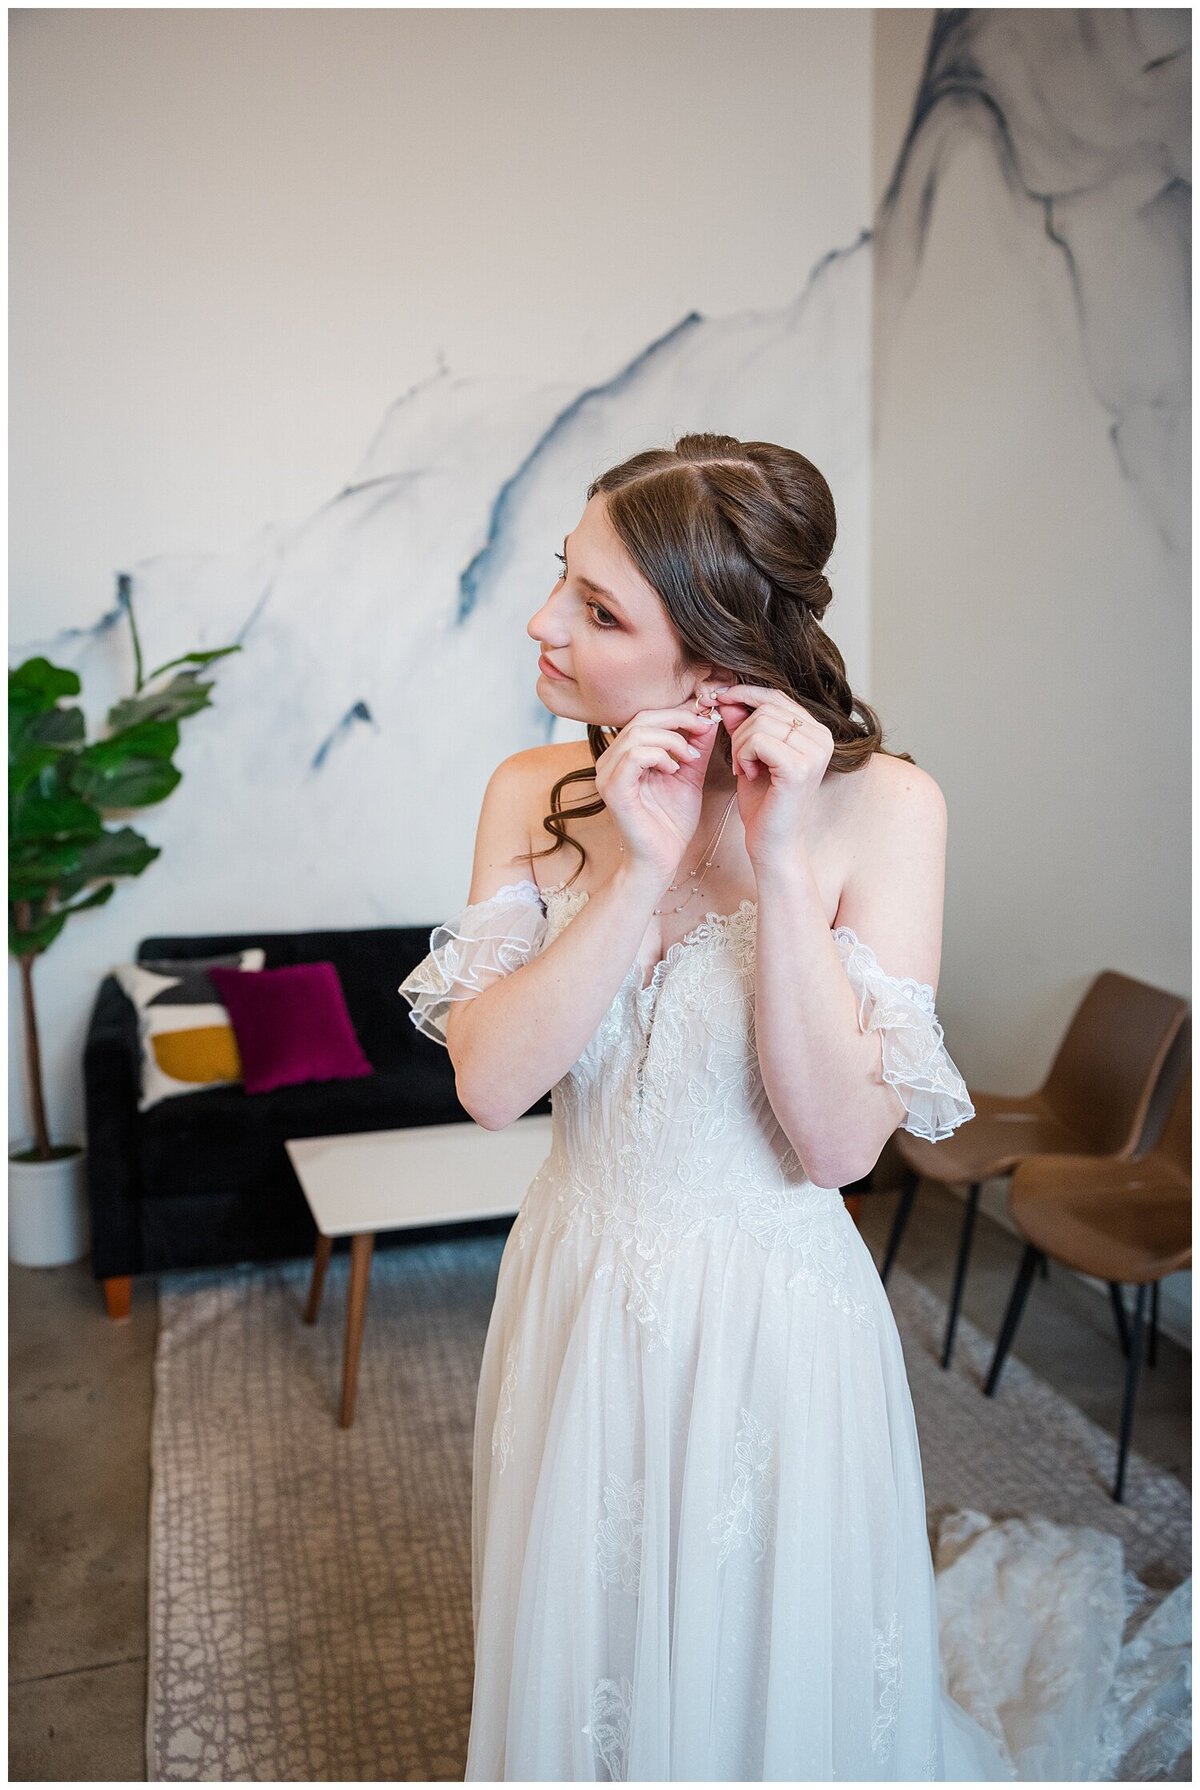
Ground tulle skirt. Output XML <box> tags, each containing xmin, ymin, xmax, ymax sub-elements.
<box><xmin>463</xmin><ymin>1175</ymin><xmax>1186</xmax><ymax>1781</ymax></box>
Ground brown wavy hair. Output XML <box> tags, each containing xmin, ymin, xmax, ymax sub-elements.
<box><xmin>529</xmin><ymin>432</ymin><xmax>915</xmax><ymax>888</ymax></box>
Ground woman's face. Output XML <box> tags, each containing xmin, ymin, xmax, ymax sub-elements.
<box><xmin>527</xmin><ymin>493</ymin><xmax>716</xmax><ymax>726</ymax></box>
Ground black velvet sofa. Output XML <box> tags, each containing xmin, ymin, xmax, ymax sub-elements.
<box><xmin>83</xmin><ymin>925</ymin><xmax>552</xmax><ymax>1317</ymax></box>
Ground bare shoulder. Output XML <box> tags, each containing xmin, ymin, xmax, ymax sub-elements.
<box><xmin>487</xmin><ymin>740</ymin><xmax>584</xmax><ymax>792</ymax></box>
<box><xmin>857</xmin><ymin>751</ymin><xmax>947</xmax><ymax>832</ymax></box>
<box><xmin>513</xmin><ymin>738</ymin><xmax>593</xmax><ymax>789</ymax></box>
<box><xmin>519</xmin><ymin>738</ymin><xmax>593</xmax><ymax>774</ymax></box>
<box><xmin>496</xmin><ymin>740</ymin><xmax>590</xmax><ymax>807</ymax></box>
<box><xmin>460</xmin><ymin>745</ymin><xmax>569</xmax><ymax>906</ymax></box>
<box><xmin>480</xmin><ymin>740</ymin><xmax>592</xmax><ymax>856</ymax></box>
<box><xmin>828</xmin><ymin>752</ymin><xmax>946</xmax><ymax>914</ymax></box>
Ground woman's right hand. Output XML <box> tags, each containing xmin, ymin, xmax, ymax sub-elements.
<box><xmin>594</xmin><ymin>704</ymin><xmax>724</xmax><ymax>886</ymax></box>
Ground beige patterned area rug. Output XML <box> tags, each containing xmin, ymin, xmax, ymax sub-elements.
<box><xmin>147</xmin><ymin>1237</ymin><xmax>1190</xmax><ymax>1781</ymax></box>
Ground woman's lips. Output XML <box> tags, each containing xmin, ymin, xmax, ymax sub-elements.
<box><xmin>538</xmin><ymin>654</ymin><xmax>572</xmax><ymax>680</ymax></box>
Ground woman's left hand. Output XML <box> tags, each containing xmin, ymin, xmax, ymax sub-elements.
<box><xmin>714</xmin><ymin>684</ymin><xmax>834</xmax><ymax>870</ymax></box>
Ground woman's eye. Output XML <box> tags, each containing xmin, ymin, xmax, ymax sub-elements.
<box><xmin>553</xmin><ymin>552</ymin><xmax>617</xmax><ymax>628</ymax></box>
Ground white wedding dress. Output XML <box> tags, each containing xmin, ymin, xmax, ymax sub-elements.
<box><xmin>399</xmin><ymin>878</ymin><xmax>1191</xmax><ymax>1782</ymax></box>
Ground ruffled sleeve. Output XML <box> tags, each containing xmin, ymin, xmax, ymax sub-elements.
<box><xmin>832</xmin><ymin>925</ymin><xmax>975</xmax><ymax>1143</ymax></box>
<box><xmin>397</xmin><ymin>878</ymin><xmax>548</xmax><ymax>1047</ymax></box>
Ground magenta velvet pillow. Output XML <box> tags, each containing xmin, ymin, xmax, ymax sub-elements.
<box><xmin>208</xmin><ymin>962</ymin><xmax>374</xmax><ymax>1095</ymax></box>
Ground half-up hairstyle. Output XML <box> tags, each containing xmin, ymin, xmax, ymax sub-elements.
<box><xmin>530</xmin><ymin>432</ymin><xmax>915</xmax><ymax>887</ymax></box>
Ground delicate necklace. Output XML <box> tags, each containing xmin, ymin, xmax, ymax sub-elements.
<box><xmin>653</xmin><ymin>789</ymin><xmax>739</xmax><ymax>915</ymax></box>
<box><xmin>619</xmin><ymin>787</ymin><xmax>739</xmax><ymax>916</ymax></box>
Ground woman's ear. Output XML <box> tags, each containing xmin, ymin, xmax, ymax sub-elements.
<box><xmin>693</xmin><ymin>662</ymin><xmax>735</xmax><ymax>690</ymax></box>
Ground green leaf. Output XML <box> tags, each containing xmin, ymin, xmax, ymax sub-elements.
<box><xmin>57</xmin><ymin>882</ymin><xmax>116</xmax><ymax>916</ymax></box>
<box><xmin>9</xmin><ymin>791</ymin><xmax>103</xmax><ymax>844</ymax></box>
<box><xmin>8</xmin><ymin>657</ymin><xmax>81</xmax><ymax>710</ymax></box>
<box><xmin>145</xmin><ymin>644</ymin><xmax>242</xmax><ymax>680</ymax></box>
<box><xmin>77</xmin><ymin>718</ymin><xmax>180</xmax><ymax>769</ymax></box>
<box><xmin>9</xmin><ymin>822</ymin><xmax>155</xmax><ymax>910</ymax></box>
<box><xmin>29</xmin><ymin>706</ymin><xmax>87</xmax><ymax>747</ymax></box>
<box><xmin>69</xmin><ymin>756</ymin><xmax>182</xmax><ymax>807</ymax></box>
<box><xmin>76</xmin><ymin>826</ymin><xmax>160</xmax><ymax>878</ymax></box>
<box><xmin>106</xmin><ymin>671</ymin><xmax>214</xmax><ymax>732</ymax></box>
<box><xmin>8</xmin><ymin>837</ymin><xmax>87</xmax><ymax>898</ymax></box>
<box><xmin>8</xmin><ymin>746</ymin><xmax>59</xmax><ymax>801</ymax></box>
<box><xmin>9</xmin><ymin>910</ymin><xmax>68</xmax><ymax>956</ymax></box>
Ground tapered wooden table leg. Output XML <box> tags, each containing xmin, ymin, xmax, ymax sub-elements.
<box><xmin>103</xmin><ymin>1276</ymin><xmax>133</xmax><ymax>1322</ymax></box>
<box><xmin>339</xmin><ymin>1232</ymin><xmax>375</xmax><ymax>1428</ymax></box>
<box><xmin>304</xmin><ymin>1232</ymin><xmax>334</xmax><ymax>1324</ymax></box>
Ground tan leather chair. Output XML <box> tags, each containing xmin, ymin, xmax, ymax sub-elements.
<box><xmin>875</xmin><ymin>970</ymin><xmax>1189</xmax><ymax>1372</ymax></box>
<box><xmin>982</xmin><ymin>1060</ymin><xmax>1191</xmax><ymax>1502</ymax></box>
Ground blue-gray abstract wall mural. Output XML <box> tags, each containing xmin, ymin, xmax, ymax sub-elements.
<box><xmin>12</xmin><ymin>8</ymin><xmax>1190</xmax><ymax>949</ymax></box>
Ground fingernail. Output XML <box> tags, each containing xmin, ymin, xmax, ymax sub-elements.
<box><xmin>685</xmin><ymin>745</ymin><xmax>701</xmax><ymax>758</ymax></box>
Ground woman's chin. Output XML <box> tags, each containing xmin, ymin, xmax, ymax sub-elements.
<box><xmin>535</xmin><ymin>681</ymin><xmax>573</xmax><ymax>717</ymax></box>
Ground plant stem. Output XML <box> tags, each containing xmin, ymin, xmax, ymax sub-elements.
<box><xmin>118</xmin><ymin>572</ymin><xmax>144</xmax><ymax>694</ymax></box>
<box><xmin>14</xmin><ymin>922</ymin><xmax>51</xmax><ymax>1160</ymax></box>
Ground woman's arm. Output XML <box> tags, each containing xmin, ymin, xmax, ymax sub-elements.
<box><xmin>753</xmin><ymin>767</ymin><xmax>950</xmax><ymax>1187</ymax></box>
<box><xmin>447</xmin><ymin>750</ymin><xmax>665</xmax><ymax>1129</ymax></box>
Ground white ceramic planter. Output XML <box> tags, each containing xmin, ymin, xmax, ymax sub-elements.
<box><xmin>8</xmin><ymin>1141</ymin><xmax>90</xmax><ymax>1267</ymax></box>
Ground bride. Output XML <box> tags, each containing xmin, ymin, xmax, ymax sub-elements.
<box><xmin>399</xmin><ymin>433</ymin><xmax>1189</xmax><ymax>1781</ymax></box>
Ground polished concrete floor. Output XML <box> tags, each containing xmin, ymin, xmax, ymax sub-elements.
<box><xmin>9</xmin><ymin>1180</ymin><xmax>1191</xmax><ymax>1781</ymax></box>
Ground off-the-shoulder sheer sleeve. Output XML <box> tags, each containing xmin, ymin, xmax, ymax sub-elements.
<box><xmin>398</xmin><ymin>879</ymin><xmax>548</xmax><ymax>1047</ymax></box>
<box><xmin>832</xmin><ymin>925</ymin><xmax>976</xmax><ymax>1143</ymax></box>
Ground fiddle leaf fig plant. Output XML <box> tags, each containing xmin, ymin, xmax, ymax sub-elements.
<box><xmin>9</xmin><ymin>573</ymin><xmax>242</xmax><ymax>1163</ymax></box>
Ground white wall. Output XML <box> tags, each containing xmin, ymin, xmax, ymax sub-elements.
<box><xmin>871</xmin><ymin>8</ymin><xmax>1191</xmax><ymax>1344</ymax></box>
<box><xmin>10</xmin><ymin>5</ymin><xmax>874</xmax><ymax>1146</ymax></box>
<box><xmin>11</xmin><ymin>6</ymin><xmax>869</xmax><ymax>616</ymax></box>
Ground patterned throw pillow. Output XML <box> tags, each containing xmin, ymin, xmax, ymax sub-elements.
<box><xmin>111</xmin><ymin>950</ymin><xmax>266</xmax><ymax>1111</ymax></box>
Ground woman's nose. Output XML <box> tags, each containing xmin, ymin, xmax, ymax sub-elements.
<box><xmin>527</xmin><ymin>595</ymin><xmax>561</xmax><ymax>644</ymax></box>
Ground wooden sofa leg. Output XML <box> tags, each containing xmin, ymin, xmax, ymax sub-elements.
<box><xmin>103</xmin><ymin>1276</ymin><xmax>133</xmax><ymax>1321</ymax></box>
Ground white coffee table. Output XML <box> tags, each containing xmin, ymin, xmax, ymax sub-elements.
<box><xmin>285</xmin><ymin>1114</ymin><xmax>554</xmax><ymax>1426</ymax></box>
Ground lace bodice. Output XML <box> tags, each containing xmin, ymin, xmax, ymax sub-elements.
<box><xmin>399</xmin><ymin>875</ymin><xmax>974</xmax><ymax>1144</ymax></box>
<box><xmin>398</xmin><ymin>878</ymin><xmax>975</xmax><ymax>1350</ymax></box>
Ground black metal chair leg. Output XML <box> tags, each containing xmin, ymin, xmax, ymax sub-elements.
<box><xmin>1148</xmin><ymin>1279</ymin><xmax>1159</xmax><ymax>1369</ymax></box>
<box><xmin>1108</xmin><ymin>1281</ymin><xmax>1131</xmax><ymax>1357</ymax></box>
<box><xmin>880</xmin><ymin>1166</ymin><xmax>920</xmax><ymax>1287</ymax></box>
<box><xmin>1113</xmin><ymin>1282</ymin><xmax>1149</xmax><ymax>1503</ymax></box>
<box><xmin>983</xmin><ymin>1242</ymin><xmax>1042</xmax><ymax>1396</ymax></box>
<box><xmin>940</xmin><ymin>1182</ymin><xmax>982</xmax><ymax>1369</ymax></box>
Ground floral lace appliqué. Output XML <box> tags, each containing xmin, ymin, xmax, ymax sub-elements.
<box><xmin>709</xmin><ymin>1408</ymin><xmax>776</xmax><ymax>1568</ymax></box>
<box><xmin>594</xmin><ymin>1473</ymin><xmax>645</xmax><ymax>1595</ymax></box>
<box><xmin>539</xmin><ymin>888</ymin><xmax>880</xmax><ymax>1354</ymax></box>
<box><xmin>736</xmin><ymin>1179</ymin><xmax>877</xmax><ymax>1331</ymax></box>
<box><xmin>583</xmin><ymin>1674</ymin><xmax>633</xmax><ymax>1780</ymax></box>
<box><xmin>922</xmin><ymin>1725</ymin><xmax>941</xmax><ymax>1779</ymax></box>
<box><xmin>871</xmin><ymin>1611</ymin><xmax>903</xmax><ymax>1763</ymax></box>
<box><xmin>490</xmin><ymin>1334</ymin><xmax>519</xmax><ymax>1474</ymax></box>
